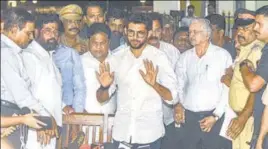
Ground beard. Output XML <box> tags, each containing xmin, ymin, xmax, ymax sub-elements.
<box><xmin>128</xmin><ymin>39</ymin><xmax>146</xmax><ymax>50</ymax></box>
<box><xmin>113</xmin><ymin>31</ymin><xmax>123</xmax><ymax>37</ymax></box>
<box><xmin>39</xmin><ymin>38</ymin><xmax>59</xmax><ymax>51</ymax></box>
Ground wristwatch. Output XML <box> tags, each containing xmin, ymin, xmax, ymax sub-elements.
<box><xmin>100</xmin><ymin>85</ymin><xmax>110</xmax><ymax>90</ymax></box>
<box><xmin>239</xmin><ymin>60</ymin><xmax>248</xmax><ymax>71</ymax></box>
<box><xmin>212</xmin><ymin>113</ymin><xmax>219</xmax><ymax>121</ymax></box>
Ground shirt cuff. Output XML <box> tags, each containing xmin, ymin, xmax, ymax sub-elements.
<box><xmin>213</xmin><ymin>108</ymin><xmax>224</xmax><ymax>118</ymax></box>
<box><xmin>62</xmin><ymin>102</ymin><xmax>66</xmax><ymax>110</ymax></box>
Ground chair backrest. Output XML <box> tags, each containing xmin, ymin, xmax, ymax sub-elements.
<box><xmin>107</xmin><ymin>114</ymin><xmax>115</xmax><ymax>142</ymax></box>
<box><xmin>59</xmin><ymin>113</ymin><xmax>105</xmax><ymax>148</ymax></box>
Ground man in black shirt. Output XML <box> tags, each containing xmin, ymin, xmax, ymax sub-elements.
<box><xmin>239</xmin><ymin>6</ymin><xmax>268</xmax><ymax>149</ymax></box>
<box><xmin>206</xmin><ymin>14</ymin><xmax>236</xmax><ymax>61</ymax></box>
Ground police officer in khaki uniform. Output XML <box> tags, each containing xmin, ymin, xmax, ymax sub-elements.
<box><xmin>58</xmin><ymin>4</ymin><xmax>88</xmax><ymax>55</ymax></box>
<box><xmin>226</xmin><ymin>16</ymin><xmax>265</xmax><ymax>149</ymax></box>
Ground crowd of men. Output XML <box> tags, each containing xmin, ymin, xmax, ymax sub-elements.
<box><xmin>0</xmin><ymin>2</ymin><xmax>268</xmax><ymax>149</ymax></box>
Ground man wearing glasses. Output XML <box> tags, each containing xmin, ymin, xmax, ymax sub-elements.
<box><xmin>59</xmin><ymin>4</ymin><xmax>88</xmax><ymax>55</ymax></box>
<box><xmin>22</xmin><ymin>13</ymin><xmax>65</xmax><ymax>149</ymax></box>
<box><xmin>175</xmin><ymin>18</ymin><xmax>232</xmax><ymax>149</ymax></box>
<box><xmin>26</xmin><ymin>13</ymin><xmax>86</xmax><ymax>147</ymax></box>
<box><xmin>96</xmin><ymin>13</ymin><xmax>178</xmax><ymax>149</ymax></box>
<box><xmin>1</xmin><ymin>8</ymin><xmax>54</xmax><ymax>149</ymax></box>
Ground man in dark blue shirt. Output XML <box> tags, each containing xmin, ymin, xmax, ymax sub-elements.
<box><xmin>239</xmin><ymin>6</ymin><xmax>268</xmax><ymax>149</ymax></box>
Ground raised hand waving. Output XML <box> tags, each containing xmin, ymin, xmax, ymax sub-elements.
<box><xmin>139</xmin><ymin>59</ymin><xmax>159</xmax><ymax>87</ymax></box>
<box><xmin>96</xmin><ymin>62</ymin><xmax>114</xmax><ymax>88</ymax></box>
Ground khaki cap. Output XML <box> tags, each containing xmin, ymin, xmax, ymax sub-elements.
<box><xmin>58</xmin><ymin>4</ymin><xmax>83</xmax><ymax>20</ymax></box>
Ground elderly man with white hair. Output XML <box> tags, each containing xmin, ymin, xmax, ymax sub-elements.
<box><xmin>174</xmin><ymin>18</ymin><xmax>232</xmax><ymax>149</ymax></box>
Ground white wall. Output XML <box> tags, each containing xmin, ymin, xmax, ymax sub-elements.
<box><xmin>153</xmin><ymin>1</ymin><xmax>180</xmax><ymax>14</ymax></box>
<box><xmin>256</xmin><ymin>1</ymin><xmax>268</xmax><ymax>9</ymax></box>
<box><xmin>218</xmin><ymin>1</ymin><xmax>235</xmax><ymax>16</ymax></box>
<box><xmin>245</xmin><ymin>1</ymin><xmax>257</xmax><ymax>11</ymax></box>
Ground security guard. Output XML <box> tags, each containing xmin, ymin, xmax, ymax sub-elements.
<box><xmin>58</xmin><ymin>4</ymin><xmax>88</xmax><ymax>55</ymax></box>
<box><xmin>227</xmin><ymin>16</ymin><xmax>265</xmax><ymax>149</ymax></box>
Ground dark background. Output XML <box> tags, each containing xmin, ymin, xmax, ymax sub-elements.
<box><xmin>1</xmin><ymin>0</ymin><xmax>154</xmax><ymax>12</ymax></box>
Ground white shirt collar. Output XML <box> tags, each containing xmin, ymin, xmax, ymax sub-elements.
<box><xmin>1</xmin><ymin>34</ymin><xmax>22</xmax><ymax>53</ymax></box>
<box><xmin>192</xmin><ymin>42</ymin><xmax>214</xmax><ymax>59</ymax></box>
<box><xmin>27</xmin><ymin>40</ymin><xmax>54</xmax><ymax>57</ymax></box>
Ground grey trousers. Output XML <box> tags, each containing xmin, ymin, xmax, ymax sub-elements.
<box><xmin>179</xmin><ymin>109</ymin><xmax>232</xmax><ymax>149</ymax></box>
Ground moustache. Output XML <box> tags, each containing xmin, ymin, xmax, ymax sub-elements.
<box><xmin>238</xmin><ymin>35</ymin><xmax>245</xmax><ymax>40</ymax></box>
<box><xmin>113</xmin><ymin>31</ymin><xmax>121</xmax><ymax>35</ymax></box>
<box><xmin>69</xmin><ymin>28</ymin><xmax>79</xmax><ymax>32</ymax></box>
<box><xmin>149</xmin><ymin>36</ymin><xmax>159</xmax><ymax>41</ymax></box>
<box><xmin>47</xmin><ymin>38</ymin><xmax>57</xmax><ymax>43</ymax></box>
<box><xmin>130</xmin><ymin>40</ymin><xmax>140</xmax><ymax>43</ymax></box>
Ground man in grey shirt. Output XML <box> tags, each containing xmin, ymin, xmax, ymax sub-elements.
<box><xmin>1</xmin><ymin>8</ymin><xmax>54</xmax><ymax>148</ymax></box>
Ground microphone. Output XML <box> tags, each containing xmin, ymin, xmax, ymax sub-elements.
<box><xmin>68</xmin><ymin>131</ymin><xmax>85</xmax><ymax>149</ymax></box>
<box><xmin>20</xmin><ymin>107</ymin><xmax>53</xmax><ymax>130</ymax></box>
<box><xmin>20</xmin><ymin>107</ymin><xmax>31</xmax><ymax>115</ymax></box>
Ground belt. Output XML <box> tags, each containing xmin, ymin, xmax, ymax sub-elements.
<box><xmin>1</xmin><ymin>100</ymin><xmax>20</xmax><ymax>110</ymax></box>
<box><xmin>185</xmin><ymin>109</ymin><xmax>214</xmax><ymax>115</ymax></box>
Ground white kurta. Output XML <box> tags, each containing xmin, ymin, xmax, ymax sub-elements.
<box><xmin>22</xmin><ymin>40</ymin><xmax>63</xmax><ymax>149</ymax></box>
<box><xmin>110</xmin><ymin>44</ymin><xmax>178</xmax><ymax>144</ymax></box>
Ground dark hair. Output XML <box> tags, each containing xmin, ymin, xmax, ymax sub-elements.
<box><xmin>87</xmin><ymin>23</ymin><xmax>111</xmax><ymax>39</ymax></box>
<box><xmin>205</xmin><ymin>14</ymin><xmax>225</xmax><ymax>31</ymax></box>
<box><xmin>83</xmin><ymin>2</ymin><xmax>103</xmax><ymax>15</ymax></box>
<box><xmin>207</xmin><ymin>3</ymin><xmax>215</xmax><ymax>8</ymax></box>
<box><xmin>35</xmin><ymin>14</ymin><xmax>61</xmax><ymax>30</ymax></box>
<box><xmin>148</xmin><ymin>12</ymin><xmax>163</xmax><ymax>28</ymax></box>
<box><xmin>3</xmin><ymin>8</ymin><xmax>35</xmax><ymax>31</ymax></box>
<box><xmin>188</xmin><ymin>5</ymin><xmax>195</xmax><ymax>10</ymax></box>
<box><xmin>127</xmin><ymin>13</ymin><xmax>152</xmax><ymax>31</ymax></box>
<box><xmin>256</xmin><ymin>5</ymin><xmax>268</xmax><ymax>17</ymax></box>
<box><xmin>173</xmin><ymin>26</ymin><xmax>189</xmax><ymax>40</ymax></box>
<box><xmin>107</xmin><ymin>8</ymin><xmax>125</xmax><ymax>21</ymax></box>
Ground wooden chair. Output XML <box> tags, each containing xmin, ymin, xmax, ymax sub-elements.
<box><xmin>107</xmin><ymin>114</ymin><xmax>115</xmax><ymax>142</ymax></box>
<box><xmin>57</xmin><ymin>113</ymin><xmax>105</xmax><ymax>149</ymax></box>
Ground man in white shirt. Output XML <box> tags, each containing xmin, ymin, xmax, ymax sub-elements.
<box><xmin>81</xmin><ymin>23</ymin><xmax>117</xmax><ymax>144</ymax></box>
<box><xmin>1</xmin><ymin>8</ymin><xmax>55</xmax><ymax>149</ymax></box>
<box><xmin>147</xmin><ymin>12</ymin><xmax>180</xmax><ymax>70</ymax></box>
<box><xmin>81</xmin><ymin>23</ymin><xmax>116</xmax><ymax>114</ymax></box>
<box><xmin>22</xmin><ymin>14</ymin><xmax>64</xmax><ymax>149</ymax></box>
<box><xmin>96</xmin><ymin>13</ymin><xmax>178</xmax><ymax>149</ymax></box>
<box><xmin>147</xmin><ymin>12</ymin><xmax>181</xmax><ymax>149</ymax></box>
<box><xmin>174</xmin><ymin>18</ymin><xmax>232</xmax><ymax>149</ymax></box>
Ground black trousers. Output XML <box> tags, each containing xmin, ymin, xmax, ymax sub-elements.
<box><xmin>179</xmin><ymin>109</ymin><xmax>232</xmax><ymax>149</ymax></box>
<box><xmin>160</xmin><ymin>122</ymin><xmax>184</xmax><ymax>149</ymax></box>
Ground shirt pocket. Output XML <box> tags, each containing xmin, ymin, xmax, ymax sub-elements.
<box><xmin>206</xmin><ymin>63</ymin><xmax>221</xmax><ymax>82</ymax></box>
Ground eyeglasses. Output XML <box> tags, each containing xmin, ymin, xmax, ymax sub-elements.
<box><xmin>189</xmin><ymin>30</ymin><xmax>204</xmax><ymax>35</ymax></box>
<box><xmin>42</xmin><ymin>28</ymin><xmax>59</xmax><ymax>36</ymax></box>
<box><xmin>127</xmin><ymin>29</ymin><xmax>147</xmax><ymax>38</ymax></box>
